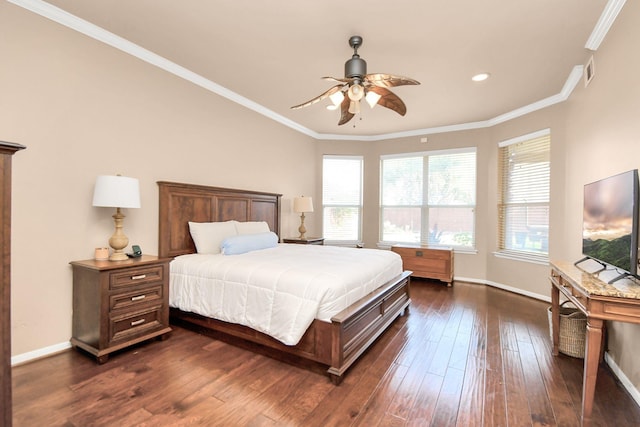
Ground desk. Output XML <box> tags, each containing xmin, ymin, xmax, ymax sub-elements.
<box><xmin>550</xmin><ymin>261</ymin><xmax>640</xmax><ymax>425</ymax></box>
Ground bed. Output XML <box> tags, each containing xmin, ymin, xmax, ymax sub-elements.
<box><xmin>158</xmin><ymin>181</ymin><xmax>411</xmax><ymax>384</ymax></box>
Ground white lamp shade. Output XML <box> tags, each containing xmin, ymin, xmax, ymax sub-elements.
<box><xmin>329</xmin><ymin>90</ymin><xmax>345</xmax><ymax>106</ymax></box>
<box><xmin>365</xmin><ymin>90</ymin><xmax>382</xmax><ymax>108</ymax></box>
<box><xmin>92</xmin><ymin>175</ymin><xmax>141</xmax><ymax>208</ymax></box>
<box><xmin>293</xmin><ymin>196</ymin><xmax>313</xmax><ymax>213</ymax></box>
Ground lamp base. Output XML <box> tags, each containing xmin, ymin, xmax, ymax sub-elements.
<box><xmin>108</xmin><ymin>207</ymin><xmax>130</xmax><ymax>262</ymax></box>
<box><xmin>109</xmin><ymin>251</ymin><xmax>128</xmax><ymax>261</ymax></box>
<box><xmin>298</xmin><ymin>212</ymin><xmax>307</xmax><ymax>240</ymax></box>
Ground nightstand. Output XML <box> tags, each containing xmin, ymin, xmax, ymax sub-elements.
<box><xmin>69</xmin><ymin>255</ymin><xmax>172</xmax><ymax>363</ymax></box>
<box><xmin>283</xmin><ymin>237</ymin><xmax>325</xmax><ymax>245</ymax></box>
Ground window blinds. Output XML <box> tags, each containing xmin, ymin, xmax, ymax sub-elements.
<box><xmin>498</xmin><ymin>130</ymin><xmax>550</xmax><ymax>255</ymax></box>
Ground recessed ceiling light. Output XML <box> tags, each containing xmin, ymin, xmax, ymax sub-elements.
<box><xmin>472</xmin><ymin>72</ymin><xmax>490</xmax><ymax>82</ymax></box>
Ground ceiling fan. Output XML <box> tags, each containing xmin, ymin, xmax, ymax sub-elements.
<box><xmin>291</xmin><ymin>35</ymin><xmax>420</xmax><ymax>126</ymax></box>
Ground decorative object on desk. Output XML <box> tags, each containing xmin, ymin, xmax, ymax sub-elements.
<box><xmin>547</xmin><ymin>301</ymin><xmax>586</xmax><ymax>358</ymax></box>
<box><xmin>126</xmin><ymin>244</ymin><xmax>142</xmax><ymax>258</ymax></box>
<box><xmin>92</xmin><ymin>175</ymin><xmax>141</xmax><ymax>261</ymax></box>
<box><xmin>293</xmin><ymin>196</ymin><xmax>313</xmax><ymax>240</ymax></box>
<box><xmin>94</xmin><ymin>247</ymin><xmax>109</xmax><ymax>261</ymax></box>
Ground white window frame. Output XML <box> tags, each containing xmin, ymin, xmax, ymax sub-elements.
<box><xmin>379</xmin><ymin>147</ymin><xmax>477</xmax><ymax>251</ymax></box>
<box><xmin>322</xmin><ymin>155</ymin><xmax>364</xmax><ymax>246</ymax></box>
<box><xmin>495</xmin><ymin>129</ymin><xmax>550</xmax><ymax>264</ymax></box>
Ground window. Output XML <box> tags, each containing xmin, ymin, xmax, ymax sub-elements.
<box><xmin>380</xmin><ymin>148</ymin><xmax>476</xmax><ymax>249</ymax></box>
<box><xmin>322</xmin><ymin>155</ymin><xmax>363</xmax><ymax>243</ymax></box>
<box><xmin>498</xmin><ymin>129</ymin><xmax>550</xmax><ymax>259</ymax></box>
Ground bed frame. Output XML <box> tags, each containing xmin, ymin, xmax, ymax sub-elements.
<box><xmin>158</xmin><ymin>181</ymin><xmax>411</xmax><ymax>384</ymax></box>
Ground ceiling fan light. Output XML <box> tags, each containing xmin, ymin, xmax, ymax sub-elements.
<box><xmin>365</xmin><ymin>91</ymin><xmax>382</xmax><ymax>108</ymax></box>
<box><xmin>348</xmin><ymin>83</ymin><xmax>364</xmax><ymax>101</ymax></box>
<box><xmin>329</xmin><ymin>90</ymin><xmax>345</xmax><ymax>106</ymax></box>
<box><xmin>348</xmin><ymin>100</ymin><xmax>360</xmax><ymax>114</ymax></box>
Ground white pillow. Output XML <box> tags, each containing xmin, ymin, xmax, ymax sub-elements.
<box><xmin>235</xmin><ymin>221</ymin><xmax>270</xmax><ymax>235</ymax></box>
<box><xmin>188</xmin><ymin>221</ymin><xmax>238</xmax><ymax>254</ymax></box>
<box><xmin>221</xmin><ymin>232</ymin><xmax>279</xmax><ymax>255</ymax></box>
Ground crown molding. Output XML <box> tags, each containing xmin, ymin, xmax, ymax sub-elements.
<box><xmin>585</xmin><ymin>0</ymin><xmax>627</xmax><ymax>51</ymax></box>
<box><xmin>336</xmin><ymin>65</ymin><xmax>582</xmax><ymax>142</ymax></box>
<box><xmin>7</xmin><ymin>0</ymin><xmax>611</xmax><ymax>142</ymax></box>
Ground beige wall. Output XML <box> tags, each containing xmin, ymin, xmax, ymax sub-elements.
<box><xmin>3</xmin><ymin>0</ymin><xmax>640</xmax><ymax>397</ymax></box>
<box><xmin>1</xmin><ymin>4</ymin><xmax>317</xmax><ymax>356</ymax></box>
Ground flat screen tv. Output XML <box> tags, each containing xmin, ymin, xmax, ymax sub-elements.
<box><xmin>581</xmin><ymin>169</ymin><xmax>639</xmax><ymax>283</ymax></box>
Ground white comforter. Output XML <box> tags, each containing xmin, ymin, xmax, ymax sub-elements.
<box><xmin>169</xmin><ymin>244</ymin><xmax>403</xmax><ymax>345</ymax></box>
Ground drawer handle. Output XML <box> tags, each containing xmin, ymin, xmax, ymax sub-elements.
<box><xmin>131</xmin><ymin>295</ymin><xmax>146</xmax><ymax>302</ymax></box>
<box><xmin>131</xmin><ymin>274</ymin><xmax>146</xmax><ymax>280</ymax></box>
<box><xmin>131</xmin><ymin>319</ymin><xmax>146</xmax><ymax>327</ymax></box>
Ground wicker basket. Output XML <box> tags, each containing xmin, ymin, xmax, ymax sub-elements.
<box><xmin>547</xmin><ymin>301</ymin><xmax>587</xmax><ymax>358</ymax></box>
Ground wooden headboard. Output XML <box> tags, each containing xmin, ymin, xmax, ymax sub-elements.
<box><xmin>158</xmin><ymin>181</ymin><xmax>282</xmax><ymax>258</ymax></box>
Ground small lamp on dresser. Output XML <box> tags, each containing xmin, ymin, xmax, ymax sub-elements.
<box><xmin>92</xmin><ymin>175</ymin><xmax>141</xmax><ymax>261</ymax></box>
<box><xmin>293</xmin><ymin>196</ymin><xmax>313</xmax><ymax>240</ymax></box>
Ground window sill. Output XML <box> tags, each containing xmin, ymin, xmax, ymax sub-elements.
<box><xmin>493</xmin><ymin>250</ymin><xmax>549</xmax><ymax>265</ymax></box>
<box><xmin>377</xmin><ymin>242</ymin><xmax>477</xmax><ymax>254</ymax></box>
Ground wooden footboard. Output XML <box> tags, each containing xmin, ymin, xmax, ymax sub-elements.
<box><xmin>328</xmin><ymin>271</ymin><xmax>411</xmax><ymax>382</ymax></box>
<box><xmin>170</xmin><ymin>271</ymin><xmax>411</xmax><ymax>383</ymax></box>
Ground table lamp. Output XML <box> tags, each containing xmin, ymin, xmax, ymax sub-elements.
<box><xmin>92</xmin><ymin>175</ymin><xmax>141</xmax><ymax>261</ymax></box>
<box><xmin>293</xmin><ymin>196</ymin><xmax>313</xmax><ymax>240</ymax></box>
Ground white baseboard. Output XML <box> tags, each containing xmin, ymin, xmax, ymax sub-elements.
<box><xmin>11</xmin><ymin>341</ymin><xmax>71</xmax><ymax>366</ymax></box>
<box><xmin>455</xmin><ymin>276</ymin><xmax>551</xmax><ymax>303</ymax></box>
<box><xmin>604</xmin><ymin>351</ymin><xmax>640</xmax><ymax>407</ymax></box>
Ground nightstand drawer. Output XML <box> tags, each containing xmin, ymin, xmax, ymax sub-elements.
<box><xmin>110</xmin><ymin>285</ymin><xmax>163</xmax><ymax>311</ymax></box>
<box><xmin>110</xmin><ymin>307</ymin><xmax>163</xmax><ymax>343</ymax></box>
<box><xmin>110</xmin><ymin>265</ymin><xmax>164</xmax><ymax>290</ymax></box>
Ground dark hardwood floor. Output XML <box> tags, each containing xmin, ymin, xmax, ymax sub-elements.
<box><xmin>12</xmin><ymin>280</ymin><xmax>640</xmax><ymax>426</ymax></box>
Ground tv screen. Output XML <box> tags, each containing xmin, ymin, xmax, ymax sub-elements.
<box><xmin>582</xmin><ymin>169</ymin><xmax>639</xmax><ymax>280</ymax></box>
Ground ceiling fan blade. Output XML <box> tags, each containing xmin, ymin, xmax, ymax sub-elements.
<box><xmin>368</xmin><ymin>86</ymin><xmax>407</xmax><ymax>116</ymax></box>
<box><xmin>364</xmin><ymin>73</ymin><xmax>420</xmax><ymax>88</ymax></box>
<box><xmin>290</xmin><ymin>84</ymin><xmax>345</xmax><ymax>109</ymax></box>
<box><xmin>338</xmin><ymin>95</ymin><xmax>355</xmax><ymax>125</ymax></box>
<box><xmin>322</xmin><ymin>76</ymin><xmax>352</xmax><ymax>84</ymax></box>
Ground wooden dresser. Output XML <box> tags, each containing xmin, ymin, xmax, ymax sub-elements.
<box><xmin>391</xmin><ymin>245</ymin><xmax>454</xmax><ymax>286</ymax></box>
<box><xmin>70</xmin><ymin>255</ymin><xmax>172</xmax><ymax>363</ymax></box>
<box><xmin>0</xmin><ymin>141</ymin><xmax>25</xmax><ymax>427</ymax></box>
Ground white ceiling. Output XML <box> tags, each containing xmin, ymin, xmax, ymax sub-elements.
<box><xmin>14</xmin><ymin>0</ymin><xmax>619</xmax><ymax>140</ymax></box>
